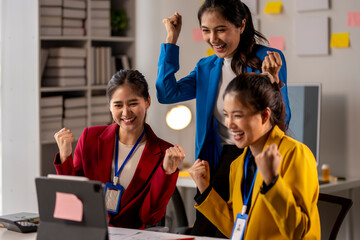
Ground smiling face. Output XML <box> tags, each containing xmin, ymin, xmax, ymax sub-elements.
<box><xmin>223</xmin><ymin>92</ymin><xmax>271</xmax><ymax>155</ymax></box>
<box><xmin>200</xmin><ymin>10</ymin><xmax>244</xmax><ymax>59</ymax></box>
<box><xmin>109</xmin><ymin>83</ymin><xmax>150</xmax><ymax>135</ymax></box>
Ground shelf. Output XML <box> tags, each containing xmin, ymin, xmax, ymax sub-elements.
<box><xmin>39</xmin><ymin>0</ymin><xmax>136</xmax><ymax>176</ymax></box>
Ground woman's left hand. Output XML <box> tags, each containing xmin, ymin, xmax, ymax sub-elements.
<box><xmin>255</xmin><ymin>144</ymin><xmax>282</xmax><ymax>185</ymax></box>
<box><xmin>262</xmin><ymin>51</ymin><xmax>282</xmax><ymax>84</ymax></box>
<box><xmin>163</xmin><ymin>144</ymin><xmax>185</xmax><ymax>174</ymax></box>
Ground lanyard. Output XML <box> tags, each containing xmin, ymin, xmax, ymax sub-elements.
<box><xmin>241</xmin><ymin>150</ymin><xmax>258</xmax><ymax>215</ymax></box>
<box><xmin>113</xmin><ymin>128</ymin><xmax>145</xmax><ymax>185</ymax></box>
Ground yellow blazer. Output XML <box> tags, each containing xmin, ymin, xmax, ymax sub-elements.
<box><xmin>195</xmin><ymin>125</ymin><xmax>320</xmax><ymax>239</ymax></box>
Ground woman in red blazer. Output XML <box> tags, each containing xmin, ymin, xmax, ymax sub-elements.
<box><xmin>53</xmin><ymin>69</ymin><xmax>185</xmax><ymax>229</ymax></box>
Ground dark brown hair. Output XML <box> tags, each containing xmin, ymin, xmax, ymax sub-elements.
<box><xmin>198</xmin><ymin>0</ymin><xmax>268</xmax><ymax>75</ymax></box>
<box><xmin>224</xmin><ymin>72</ymin><xmax>286</xmax><ymax>131</ymax></box>
<box><xmin>107</xmin><ymin>69</ymin><xmax>150</xmax><ymax>104</ymax></box>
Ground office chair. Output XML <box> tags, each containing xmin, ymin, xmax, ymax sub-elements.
<box><xmin>318</xmin><ymin>193</ymin><xmax>353</xmax><ymax>240</ymax></box>
<box><xmin>165</xmin><ymin>187</ymin><xmax>191</xmax><ymax>234</ymax></box>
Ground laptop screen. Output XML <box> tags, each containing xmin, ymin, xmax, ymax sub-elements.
<box><xmin>35</xmin><ymin>176</ymin><xmax>109</xmax><ymax>240</ymax></box>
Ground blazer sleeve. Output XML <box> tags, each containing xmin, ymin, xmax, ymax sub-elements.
<box><xmin>260</xmin><ymin>144</ymin><xmax>319</xmax><ymax>239</ymax></box>
<box><xmin>156</xmin><ymin>43</ymin><xmax>197</xmax><ymax>104</ymax></box>
<box><xmin>54</xmin><ymin>128</ymin><xmax>87</xmax><ymax>176</ymax></box>
<box><xmin>139</xmin><ymin>164</ymin><xmax>179</xmax><ymax>225</ymax></box>
<box><xmin>194</xmin><ymin>157</ymin><xmax>240</xmax><ymax>238</ymax></box>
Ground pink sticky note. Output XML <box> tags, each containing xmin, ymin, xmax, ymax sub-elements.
<box><xmin>192</xmin><ymin>28</ymin><xmax>203</xmax><ymax>42</ymax></box>
<box><xmin>53</xmin><ymin>192</ymin><xmax>83</xmax><ymax>222</ymax></box>
<box><xmin>268</xmin><ymin>36</ymin><xmax>285</xmax><ymax>51</ymax></box>
<box><xmin>347</xmin><ymin>12</ymin><xmax>360</xmax><ymax>27</ymax></box>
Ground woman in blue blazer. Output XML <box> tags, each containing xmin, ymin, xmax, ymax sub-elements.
<box><xmin>156</xmin><ymin>0</ymin><xmax>291</xmax><ymax>237</ymax></box>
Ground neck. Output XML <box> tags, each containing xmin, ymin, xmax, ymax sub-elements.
<box><xmin>118</xmin><ymin>126</ymin><xmax>145</xmax><ymax>145</ymax></box>
<box><xmin>249</xmin><ymin>126</ymin><xmax>272</xmax><ymax>157</ymax></box>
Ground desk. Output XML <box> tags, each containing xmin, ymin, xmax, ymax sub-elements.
<box><xmin>177</xmin><ymin>176</ymin><xmax>360</xmax><ymax>193</ymax></box>
<box><xmin>0</xmin><ymin>227</ymin><xmax>222</xmax><ymax>240</ymax></box>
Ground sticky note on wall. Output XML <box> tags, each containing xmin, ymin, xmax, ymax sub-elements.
<box><xmin>53</xmin><ymin>192</ymin><xmax>83</xmax><ymax>222</ymax></box>
<box><xmin>347</xmin><ymin>12</ymin><xmax>360</xmax><ymax>27</ymax></box>
<box><xmin>192</xmin><ymin>28</ymin><xmax>203</xmax><ymax>42</ymax></box>
<box><xmin>268</xmin><ymin>36</ymin><xmax>285</xmax><ymax>51</ymax></box>
<box><xmin>264</xmin><ymin>1</ymin><xmax>282</xmax><ymax>14</ymax></box>
<box><xmin>330</xmin><ymin>33</ymin><xmax>350</xmax><ymax>48</ymax></box>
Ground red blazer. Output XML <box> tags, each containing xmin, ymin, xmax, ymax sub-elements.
<box><xmin>54</xmin><ymin>123</ymin><xmax>179</xmax><ymax>229</ymax></box>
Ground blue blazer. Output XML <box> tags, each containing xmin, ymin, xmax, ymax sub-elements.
<box><xmin>156</xmin><ymin>43</ymin><xmax>291</xmax><ymax>171</ymax></box>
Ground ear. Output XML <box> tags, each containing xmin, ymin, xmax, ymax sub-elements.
<box><xmin>240</xmin><ymin>19</ymin><xmax>246</xmax><ymax>34</ymax></box>
<box><xmin>146</xmin><ymin>96</ymin><xmax>151</xmax><ymax>109</ymax></box>
<box><xmin>261</xmin><ymin>107</ymin><xmax>271</xmax><ymax>125</ymax></box>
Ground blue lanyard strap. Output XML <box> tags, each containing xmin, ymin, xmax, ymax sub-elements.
<box><xmin>114</xmin><ymin>128</ymin><xmax>145</xmax><ymax>180</ymax></box>
<box><xmin>242</xmin><ymin>150</ymin><xmax>258</xmax><ymax>214</ymax></box>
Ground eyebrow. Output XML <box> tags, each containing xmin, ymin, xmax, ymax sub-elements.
<box><xmin>112</xmin><ymin>99</ymin><xmax>139</xmax><ymax>104</ymax></box>
<box><xmin>201</xmin><ymin>25</ymin><xmax>228</xmax><ymax>29</ymax></box>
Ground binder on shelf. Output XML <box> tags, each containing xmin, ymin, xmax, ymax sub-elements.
<box><xmin>100</xmin><ymin>47</ymin><xmax>106</xmax><ymax>85</ymax></box>
<box><xmin>91</xmin><ymin>19</ymin><xmax>109</xmax><ymax>28</ymax></box>
<box><xmin>63</xmin><ymin>0</ymin><xmax>86</xmax><ymax>9</ymax></box>
<box><xmin>71</xmin><ymin>127</ymin><xmax>85</xmax><ymax>140</ymax></box>
<box><xmin>91</xmin><ymin>95</ymin><xmax>107</xmax><ymax>105</ymax></box>
<box><xmin>48</xmin><ymin>47</ymin><xmax>86</xmax><ymax>58</ymax></box>
<box><xmin>62</xmin><ymin>27</ymin><xmax>86</xmax><ymax>36</ymax></box>
<box><xmin>40</xmin><ymin>16</ymin><xmax>62</xmax><ymax>27</ymax></box>
<box><xmin>91</xmin><ymin>9</ymin><xmax>110</xmax><ymax>19</ymax></box>
<box><xmin>40</xmin><ymin>0</ymin><xmax>62</xmax><ymax>7</ymax></box>
<box><xmin>91</xmin><ymin>105</ymin><xmax>109</xmax><ymax>115</ymax></box>
<box><xmin>41</xmin><ymin>27</ymin><xmax>62</xmax><ymax>36</ymax></box>
<box><xmin>40</xmin><ymin>96</ymin><xmax>63</xmax><ymax>107</ymax></box>
<box><xmin>64</xmin><ymin>97</ymin><xmax>87</xmax><ymax>108</ymax></box>
<box><xmin>63</xmin><ymin>19</ymin><xmax>84</xmax><ymax>28</ymax></box>
<box><xmin>91</xmin><ymin>27</ymin><xmax>111</xmax><ymax>37</ymax></box>
<box><xmin>63</xmin><ymin>8</ymin><xmax>86</xmax><ymax>19</ymax></box>
<box><xmin>91</xmin><ymin>113</ymin><xmax>111</xmax><ymax>126</ymax></box>
<box><xmin>46</xmin><ymin>58</ymin><xmax>86</xmax><ymax>68</ymax></box>
<box><xmin>91</xmin><ymin>0</ymin><xmax>110</xmax><ymax>9</ymax></box>
<box><xmin>44</xmin><ymin>67</ymin><xmax>86</xmax><ymax>77</ymax></box>
<box><xmin>41</xmin><ymin>49</ymin><xmax>49</xmax><ymax>77</ymax></box>
<box><xmin>64</xmin><ymin>107</ymin><xmax>87</xmax><ymax>118</ymax></box>
<box><xmin>114</xmin><ymin>55</ymin><xmax>130</xmax><ymax>70</ymax></box>
<box><xmin>63</xmin><ymin>117</ymin><xmax>87</xmax><ymax>128</ymax></box>
<box><xmin>41</xmin><ymin>129</ymin><xmax>58</xmax><ymax>142</ymax></box>
<box><xmin>40</xmin><ymin>7</ymin><xmax>62</xmax><ymax>17</ymax></box>
<box><xmin>41</xmin><ymin>120</ymin><xmax>62</xmax><ymax>131</ymax></box>
<box><xmin>41</xmin><ymin>106</ymin><xmax>63</xmax><ymax>118</ymax></box>
<box><xmin>42</xmin><ymin>77</ymin><xmax>86</xmax><ymax>87</ymax></box>
<box><xmin>105</xmin><ymin>47</ymin><xmax>111</xmax><ymax>83</ymax></box>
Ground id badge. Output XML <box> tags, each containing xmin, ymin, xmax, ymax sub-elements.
<box><xmin>104</xmin><ymin>182</ymin><xmax>124</xmax><ymax>214</ymax></box>
<box><xmin>230</xmin><ymin>213</ymin><xmax>248</xmax><ymax>240</ymax></box>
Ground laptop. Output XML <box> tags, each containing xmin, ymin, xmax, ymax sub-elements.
<box><xmin>35</xmin><ymin>175</ymin><xmax>109</xmax><ymax>240</ymax></box>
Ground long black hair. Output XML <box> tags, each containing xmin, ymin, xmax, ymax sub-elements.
<box><xmin>198</xmin><ymin>0</ymin><xmax>268</xmax><ymax>75</ymax></box>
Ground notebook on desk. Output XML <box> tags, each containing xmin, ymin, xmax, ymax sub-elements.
<box><xmin>35</xmin><ymin>175</ymin><xmax>109</xmax><ymax>240</ymax></box>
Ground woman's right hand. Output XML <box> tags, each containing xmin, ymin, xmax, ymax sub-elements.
<box><xmin>162</xmin><ymin>12</ymin><xmax>182</xmax><ymax>44</ymax></box>
<box><xmin>54</xmin><ymin>128</ymin><xmax>75</xmax><ymax>163</ymax></box>
<box><xmin>187</xmin><ymin>159</ymin><xmax>210</xmax><ymax>194</ymax></box>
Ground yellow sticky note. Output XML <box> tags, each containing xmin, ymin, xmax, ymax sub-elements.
<box><xmin>264</xmin><ymin>1</ymin><xmax>282</xmax><ymax>14</ymax></box>
<box><xmin>206</xmin><ymin>48</ymin><xmax>215</xmax><ymax>56</ymax></box>
<box><xmin>330</xmin><ymin>33</ymin><xmax>350</xmax><ymax>48</ymax></box>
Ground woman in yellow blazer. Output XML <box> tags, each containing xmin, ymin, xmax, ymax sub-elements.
<box><xmin>188</xmin><ymin>72</ymin><xmax>320</xmax><ymax>239</ymax></box>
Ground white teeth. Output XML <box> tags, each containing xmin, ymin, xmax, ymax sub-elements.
<box><xmin>213</xmin><ymin>44</ymin><xmax>225</xmax><ymax>49</ymax></box>
<box><xmin>123</xmin><ymin>117</ymin><xmax>135</xmax><ymax>122</ymax></box>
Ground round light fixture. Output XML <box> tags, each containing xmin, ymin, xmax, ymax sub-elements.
<box><xmin>166</xmin><ymin>105</ymin><xmax>192</xmax><ymax>130</ymax></box>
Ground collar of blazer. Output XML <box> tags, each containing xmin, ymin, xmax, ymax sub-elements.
<box><xmin>98</xmin><ymin>123</ymin><xmax>167</xmax><ymax>208</ymax></box>
<box><xmin>244</xmin><ymin>125</ymin><xmax>285</xmax><ymax>218</ymax></box>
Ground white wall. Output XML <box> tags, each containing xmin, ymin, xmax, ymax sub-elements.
<box><xmin>0</xmin><ymin>0</ymin><xmax>40</xmax><ymax>214</ymax></box>
<box><xmin>137</xmin><ymin>0</ymin><xmax>360</xmax><ymax>238</ymax></box>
